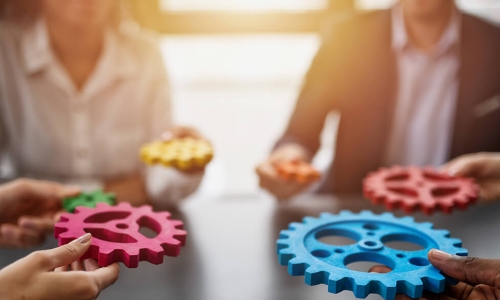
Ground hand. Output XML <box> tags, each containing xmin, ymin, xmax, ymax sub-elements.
<box><xmin>256</xmin><ymin>143</ymin><xmax>317</xmax><ymax>200</ymax></box>
<box><xmin>0</xmin><ymin>179</ymin><xmax>80</xmax><ymax>248</ymax></box>
<box><xmin>442</xmin><ymin>152</ymin><xmax>500</xmax><ymax>201</ymax></box>
<box><xmin>161</xmin><ymin>126</ymin><xmax>205</xmax><ymax>141</ymax></box>
<box><xmin>0</xmin><ymin>233</ymin><xmax>119</xmax><ymax>300</ymax></box>
<box><xmin>370</xmin><ymin>249</ymin><xmax>500</xmax><ymax>300</ymax></box>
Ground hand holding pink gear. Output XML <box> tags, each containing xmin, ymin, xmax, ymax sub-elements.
<box><xmin>363</xmin><ymin>166</ymin><xmax>479</xmax><ymax>215</ymax></box>
<box><xmin>54</xmin><ymin>202</ymin><xmax>186</xmax><ymax>268</ymax></box>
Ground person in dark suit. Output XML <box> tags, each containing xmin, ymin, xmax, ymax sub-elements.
<box><xmin>257</xmin><ymin>0</ymin><xmax>500</xmax><ymax>199</ymax></box>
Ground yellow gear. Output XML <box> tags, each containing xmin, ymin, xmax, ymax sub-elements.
<box><xmin>140</xmin><ymin>138</ymin><xmax>213</xmax><ymax>171</ymax></box>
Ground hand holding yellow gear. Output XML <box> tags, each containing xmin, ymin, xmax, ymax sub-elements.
<box><xmin>140</xmin><ymin>138</ymin><xmax>213</xmax><ymax>171</ymax></box>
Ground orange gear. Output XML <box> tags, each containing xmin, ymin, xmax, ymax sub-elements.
<box><xmin>275</xmin><ymin>161</ymin><xmax>321</xmax><ymax>184</ymax></box>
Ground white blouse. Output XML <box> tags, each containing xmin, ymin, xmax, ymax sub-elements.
<box><xmin>0</xmin><ymin>19</ymin><xmax>202</xmax><ymax>206</ymax></box>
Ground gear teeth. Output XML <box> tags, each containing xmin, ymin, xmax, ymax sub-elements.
<box><xmin>58</xmin><ymin>214</ymin><xmax>71</xmax><ymax>222</ymax></box>
<box><xmin>359</xmin><ymin>210</ymin><xmax>374</xmax><ymax>217</ymax></box>
<box><xmin>454</xmin><ymin>248</ymin><xmax>468</xmax><ymax>256</ymax></box>
<box><xmin>433</xmin><ymin>229</ymin><xmax>450</xmax><ymax>237</ymax></box>
<box><xmin>95</xmin><ymin>202</ymin><xmax>113</xmax><ymax>209</ymax></box>
<box><xmin>288</xmin><ymin>258</ymin><xmax>309</xmax><ymax>276</ymax></box>
<box><xmin>277</xmin><ymin>248</ymin><xmax>295</xmax><ymax>265</ymax></box>
<box><xmin>303</xmin><ymin>216</ymin><xmax>318</xmax><ymax>224</ymax></box>
<box><xmin>288</xmin><ymin>222</ymin><xmax>303</xmax><ymax>231</ymax></box>
<box><xmin>339</xmin><ymin>210</ymin><xmax>354</xmax><ymax>217</ymax></box>
<box><xmin>278</xmin><ymin>230</ymin><xmax>293</xmax><ymax>239</ymax></box>
<box><xmin>418</xmin><ymin>222</ymin><xmax>434</xmax><ymax>230</ymax></box>
<box><xmin>319</xmin><ymin>212</ymin><xmax>334</xmax><ymax>219</ymax></box>
<box><xmin>115</xmin><ymin>202</ymin><xmax>131</xmax><ymax>208</ymax></box>
<box><xmin>276</xmin><ymin>210</ymin><xmax>468</xmax><ymax>299</ymax></box>
<box><xmin>396</xmin><ymin>278</ymin><xmax>423</xmax><ymax>299</ymax></box>
<box><xmin>421</xmin><ymin>274</ymin><xmax>445</xmax><ymax>294</ymax></box>
<box><xmin>305</xmin><ymin>266</ymin><xmax>329</xmax><ymax>285</ymax></box>
<box><xmin>169</xmin><ymin>220</ymin><xmax>183</xmax><ymax>229</ymax></box>
<box><xmin>158</xmin><ymin>211</ymin><xmax>172</xmax><ymax>219</ymax></box>
<box><xmin>74</xmin><ymin>206</ymin><xmax>92</xmax><ymax>214</ymax></box>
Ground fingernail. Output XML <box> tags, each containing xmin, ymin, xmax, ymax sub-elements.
<box><xmin>431</xmin><ymin>249</ymin><xmax>452</xmax><ymax>261</ymax></box>
<box><xmin>73</xmin><ymin>233</ymin><xmax>91</xmax><ymax>244</ymax></box>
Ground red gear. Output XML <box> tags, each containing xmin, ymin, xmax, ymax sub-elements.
<box><xmin>363</xmin><ymin>166</ymin><xmax>479</xmax><ymax>215</ymax></box>
<box><xmin>54</xmin><ymin>202</ymin><xmax>186</xmax><ymax>268</ymax></box>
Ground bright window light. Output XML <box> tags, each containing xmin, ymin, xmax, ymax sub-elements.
<box><xmin>160</xmin><ymin>0</ymin><xmax>328</xmax><ymax>12</ymax></box>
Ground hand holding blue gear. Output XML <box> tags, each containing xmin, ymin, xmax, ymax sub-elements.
<box><xmin>277</xmin><ymin>210</ymin><xmax>468</xmax><ymax>300</ymax></box>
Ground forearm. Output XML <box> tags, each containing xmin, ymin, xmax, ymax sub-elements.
<box><xmin>145</xmin><ymin>166</ymin><xmax>203</xmax><ymax>209</ymax></box>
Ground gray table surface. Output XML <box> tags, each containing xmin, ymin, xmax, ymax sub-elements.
<box><xmin>1</xmin><ymin>193</ymin><xmax>499</xmax><ymax>300</ymax></box>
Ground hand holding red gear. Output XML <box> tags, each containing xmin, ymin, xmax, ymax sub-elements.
<box><xmin>363</xmin><ymin>166</ymin><xmax>479</xmax><ymax>215</ymax></box>
<box><xmin>54</xmin><ymin>202</ymin><xmax>186</xmax><ymax>268</ymax></box>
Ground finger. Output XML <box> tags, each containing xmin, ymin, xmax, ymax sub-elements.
<box><xmin>478</xmin><ymin>179</ymin><xmax>500</xmax><ymax>201</ymax></box>
<box><xmin>18</xmin><ymin>216</ymin><xmax>55</xmax><ymax>234</ymax></box>
<box><xmin>21</xmin><ymin>179</ymin><xmax>80</xmax><ymax>201</ymax></box>
<box><xmin>84</xmin><ymin>259</ymin><xmax>99</xmax><ymax>271</ymax></box>
<box><xmin>39</xmin><ymin>233</ymin><xmax>92</xmax><ymax>270</ymax></box>
<box><xmin>89</xmin><ymin>263</ymin><xmax>120</xmax><ymax>291</ymax></box>
<box><xmin>443</xmin><ymin>156</ymin><xmax>483</xmax><ymax>177</ymax></box>
<box><xmin>55</xmin><ymin>265</ymin><xmax>69</xmax><ymax>272</ymax></box>
<box><xmin>53</xmin><ymin>211</ymin><xmax>65</xmax><ymax>222</ymax></box>
<box><xmin>0</xmin><ymin>224</ymin><xmax>44</xmax><ymax>248</ymax></box>
<box><xmin>368</xmin><ymin>265</ymin><xmax>392</xmax><ymax>273</ymax></box>
<box><xmin>70</xmin><ymin>260</ymin><xmax>85</xmax><ymax>271</ymax></box>
<box><xmin>428</xmin><ymin>249</ymin><xmax>500</xmax><ymax>288</ymax></box>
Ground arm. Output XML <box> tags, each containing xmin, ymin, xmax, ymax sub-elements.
<box><xmin>143</xmin><ymin>59</ymin><xmax>203</xmax><ymax>209</ymax></box>
<box><xmin>275</xmin><ymin>29</ymin><xmax>342</xmax><ymax>157</ymax></box>
<box><xmin>256</xmin><ymin>27</ymin><xmax>345</xmax><ymax>200</ymax></box>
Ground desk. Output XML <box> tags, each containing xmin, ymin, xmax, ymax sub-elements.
<box><xmin>1</xmin><ymin>193</ymin><xmax>499</xmax><ymax>300</ymax></box>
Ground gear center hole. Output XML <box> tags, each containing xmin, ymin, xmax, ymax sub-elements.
<box><xmin>116</xmin><ymin>223</ymin><xmax>128</xmax><ymax>229</ymax></box>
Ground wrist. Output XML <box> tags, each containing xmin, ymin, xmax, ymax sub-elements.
<box><xmin>274</xmin><ymin>143</ymin><xmax>313</xmax><ymax>162</ymax></box>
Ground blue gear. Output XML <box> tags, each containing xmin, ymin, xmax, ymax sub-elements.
<box><xmin>276</xmin><ymin>210</ymin><xmax>467</xmax><ymax>300</ymax></box>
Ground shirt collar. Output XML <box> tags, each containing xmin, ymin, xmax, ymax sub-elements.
<box><xmin>21</xmin><ymin>19</ymin><xmax>139</xmax><ymax>80</ymax></box>
<box><xmin>391</xmin><ymin>4</ymin><xmax>461</xmax><ymax>55</ymax></box>
<box><xmin>21</xmin><ymin>18</ymin><xmax>52</xmax><ymax>75</ymax></box>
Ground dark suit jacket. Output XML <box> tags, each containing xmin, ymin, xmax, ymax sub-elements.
<box><xmin>277</xmin><ymin>10</ymin><xmax>500</xmax><ymax>194</ymax></box>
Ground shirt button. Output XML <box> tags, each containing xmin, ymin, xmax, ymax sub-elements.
<box><xmin>77</xmin><ymin>148</ymin><xmax>89</xmax><ymax>158</ymax></box>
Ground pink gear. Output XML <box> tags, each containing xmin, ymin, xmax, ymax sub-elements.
<box><xmin>363</xmin><ymin>166</ymin><xmax>479</xmax><ymax>215</ymax></box>
<box><xmin>54</xmin><ymin>202</ymin><xmax>186</xmax><ymax>268</ymax></box>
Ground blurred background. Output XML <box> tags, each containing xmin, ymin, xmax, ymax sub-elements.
<box><xmin>128</xmin><ymin>0</ymin><xmax>500</xmax><ymax>197</ymax></box>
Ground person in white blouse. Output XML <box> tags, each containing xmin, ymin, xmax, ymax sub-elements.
<box><xmin>0</xmin><ymin>0</ymin><xmax>205</xmax><ymax>208</ymax></box>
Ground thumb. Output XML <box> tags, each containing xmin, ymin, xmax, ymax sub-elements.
<box><xmin>428</xmin><ymin>249</ymin><xmax>500</xmax><ymax>288</ymax></box>
<box><xmin>41</xmin><ymin>233</ymin><xmax>92</xmax><ymax>270</ymax></box>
